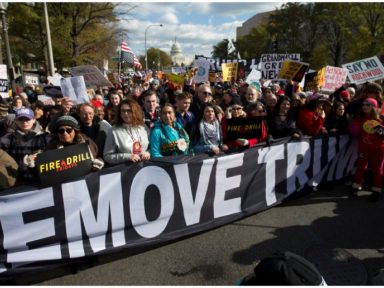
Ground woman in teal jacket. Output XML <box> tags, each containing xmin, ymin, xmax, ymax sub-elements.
<box><xmin>150</xmin><ymin>103</ymin><xmax>190</xmax><ymax>158</ymax></box>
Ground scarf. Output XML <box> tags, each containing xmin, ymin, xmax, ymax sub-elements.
<box><xmin>199</xmin><ymin>119</ymin><xmax>221</xmax><ymax>146</ymax></box>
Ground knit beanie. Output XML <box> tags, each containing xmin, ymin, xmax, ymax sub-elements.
<box><xmin>364</xmin><ymin>97</ymin><xmax>378</xmax><ymax>108</ymax></box>
<box><xmin>54</xmin><ymin>115</ymin><xmax>80</xmax><ymax>132</ymax></box>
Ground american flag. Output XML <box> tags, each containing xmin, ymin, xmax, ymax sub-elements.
<box><xmin>120</xmin><ymin>42</ymin><xmax>142</xmax><ymax>70</ymax></box>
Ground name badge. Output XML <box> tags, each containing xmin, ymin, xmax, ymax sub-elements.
<box><xmin>132</xmin><ymin>141</ymin><xmax>142</xmax><ymax>154</ymax></box>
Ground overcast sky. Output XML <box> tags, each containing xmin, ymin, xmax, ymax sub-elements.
<box><xmin>115</xmin><ymin>2</ymin><xmax>284</xmax><ymax>59</ymax></box>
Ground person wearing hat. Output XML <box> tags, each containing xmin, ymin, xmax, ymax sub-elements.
<box><xmin>221</xmin><ymin>99</ymin><xmax>267</xmax><ymax>152</ymax></box>
<box><xmin>43</xmin><ymin>115</ymin><xmax>103</xmax><ymax>171</ymax></box>
<box><xmin>349</xmin><ymin>97</ymin><xmax>384</xmax><ymax>202</ymax></box>
<box><xmin>0</xmin><ymin>107</ymin><xmax>52</xmax><ymax>184</ymax></box>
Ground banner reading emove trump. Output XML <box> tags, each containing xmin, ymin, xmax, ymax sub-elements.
<box><xmin>0</xmin><ymin>135</ymin><xmax>357</xmax><ymax>279</ymax></box>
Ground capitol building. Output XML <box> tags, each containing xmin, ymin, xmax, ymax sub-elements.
<box><xmin>170</xmin><ymin>39</ymin><xmax>193</xmax><ymax>66</ymax></box>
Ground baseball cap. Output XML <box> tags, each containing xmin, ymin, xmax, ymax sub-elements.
<box><xmin>15</xmin><ymin>107</ymin><xmax>34</xmax><ymax>120</ymax></box>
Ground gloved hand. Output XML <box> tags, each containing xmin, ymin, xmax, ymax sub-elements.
<box><xmin>92</xmin><ymin>158</ymin><xmax>104</xmax><ymax>170</ymax></box>
<box><xmin>236</xmin><ymin>138</ymin><xmax>249</xmax><ymax>146</ymax></box>
<box><xmin>23</xmin><ymin>153</ymin><xmax>38</xmax><ymax>168</ymax></box>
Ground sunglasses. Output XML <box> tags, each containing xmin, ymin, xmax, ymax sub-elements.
<box><xmin>232</xmin><ymin>107</ymin><xmax>243</xmax><ymax>111</ymax></box>
<box><xmin>58</xmin><ymin>127</ymin><xmax>74</xmax><ymax>135</ymax></box>
<box><xmin>362</xmin><ymin>103</ymin><xmax>373</xmax><ymax>107</ymax></box>
<box><xmin>121</xmin><ymin>109</ymin><xmax>133</xmax><ymax>113</ymax></box>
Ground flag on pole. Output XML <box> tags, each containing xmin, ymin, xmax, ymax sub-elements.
<box><xmin>120</xmin><ymin>42</ymin><xmax>142</xmax><ymax>70</ymax></box>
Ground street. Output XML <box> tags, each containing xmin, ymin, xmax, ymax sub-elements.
<box><xmin>18</xmin><ymin>185</ymin><xmax>384</xmax><ymax>285</ymax></box>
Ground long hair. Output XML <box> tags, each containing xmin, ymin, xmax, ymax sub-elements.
<box><xmin>115</xmin><ymin>98</ymin><xmax>145</xmax><ymax>126</ymax></box>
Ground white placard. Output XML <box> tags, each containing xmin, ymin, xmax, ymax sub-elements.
<box><xmin>192</xmin><ymin>59</ymin><xmax>210</xmax><ymax>83</ymax></box>
<box><xmin>70</xmin><ymin>65</ymin><xmax>113</xmax><ymax>88</ymax></box>
<box><xmin>60</xmin><ymin>76</ymin><xmax>89</xmax><ymax>104</ymax></box>
<box><xmin>342</xmin><ymin>56</ymin><xmax>384</xmax><ymax>84</ymax></box>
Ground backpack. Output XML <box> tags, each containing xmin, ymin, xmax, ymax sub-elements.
<box><xmin>239</xmin><ymin>251</ymin><xmax>326</xmax><ymax>285</ymax></box>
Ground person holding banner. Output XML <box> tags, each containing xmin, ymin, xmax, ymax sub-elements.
<box><xmin>349</xmin><ymin>98</ymin><xmax>384</xmax><ymax>202</ymax></box>
<box><xmin>43</xmin><ymin>115</ymin><xmax>104</xmax><ymax>171</ymax></box>
<box><xmin>268</xmin><ymin>96</ymin><xmax>302</xmax><ymax>140</ymax></box>
<box><xmin>103</xmin><ymin>98</ymin><xmax>150</xmax><ymax>164</ymax></box>
<box><xmin>150</xmin><ymin>104</ymin><xmax>190</xmax><ymax>158</ymax></box>
<box><xmin>193</xmin><ymin>103</ymin><xmax>228</xmax><ymax>155</ymax></box>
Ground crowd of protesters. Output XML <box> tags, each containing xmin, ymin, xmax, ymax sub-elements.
<box><xmin>0</xmin><ymin>72</ymin><xmax>383</xmax><ymax>202</ymax></box>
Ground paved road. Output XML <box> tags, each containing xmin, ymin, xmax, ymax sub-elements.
<box><xmin>23</xmin><ymin>185</ymin><xmax>384</xmax><ymax>285</ymax></box>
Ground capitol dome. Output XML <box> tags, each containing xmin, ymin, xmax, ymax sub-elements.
<box><xmin>171</xmin><ymin>42</ymin><xmax>182</xmax><ymax>56</ymax></box>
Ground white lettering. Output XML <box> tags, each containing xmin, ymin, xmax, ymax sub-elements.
<box><xmin>130</xmin><ymin>166</ymin><xmax>174</xmax><ymax>238</ymax></box>
<box><xmin>62</xmin><ymin>173</ymin><xmax>125</xmax><ymax>258</ymax></box>
<box><xmin>286</xmin><ymin>142</ymin><xmax>310</xmax><ymax>194</ymax></box>
<box><xmin>0</xmin><ymin>188</ymin><xmax>61</xmax><ymax>262</ymax></box>
<box><xmin>258</xmin><ymin>145</ymin><xmax>285</xmax><ymax>206</ymax></box>
<box><xmin>174</xmin><ymin>159</ymin><xmax>215</xmax><ymax>226</ymax></box>
<box><xmin>214</xmin><ymin>154</ymin><xmax>243</xmax><ymax>218</ymax></box>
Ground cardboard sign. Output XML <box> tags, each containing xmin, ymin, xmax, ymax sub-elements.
<box><xmin>60</xmin><ymin>76</ymin><xmax>89</xmax><ymax>104</ymax></box>
<box><xmin>167</xmin><ymin>74</ymin><xmax>185</xmax><ymax>87</ymax></box>
<box><xmin>342</xmin><ymin>56</ymin><xmax>384</xmax><ymax>84</ymax></box>
<box><xmin>0</xmin><ymin>64</ymin><xmax>8</xmax><ymax>98</ymax></box>
<box><xmin>304</xmin><ymin>68</ymin><xmax>326</xmax><ymax>92</ymax></box>
<box><xmin>259</xmin><ymin>54</ymin><xmax>300</xmax><ymax>80</ymax></box>
<box><xmin>35</xmin><ymin>143</ymin><xmax>93</xmax><ymax>187</ymax></box>
<box><xmin>23</xmin><ymin>72</ymin><xmax>39</xmax><ymax>86</ymax></box>
<box><xmin>107</xmin><ymin>73</ymin><xmax>118</xmax><ymax>85</ymax></box>
<box><xmin>222</xmin><ymin>62</ymin><xmax>239</xmax><ymax>82</ymax></box>
<box><xmin>37</xmin><ymin>95</ymin><xmax>55</xmax><ymax>106</ymax></box>
<box><xmin>70</xmin><ymin>65</ymin><xmax>113</xmax><ymax>88</ymax></box>
<box><xmin>225</xmin><ymin>117</ymin><xmax>262</xmax><ymax>140</ymax></box>
<box><xmin>171</xmin><ymin>67</ymin><xmax>186</xmax><ymax>74</ymax></box>
<box><xmin>193</xmin><ymin>58</ymin><xmax>210</xmax><ymax>83</ymax></box>
<box><xmin>321</xmin><ymin>66</ymin><xmax>348</xmax><ymax>92</ymax></box>
<box><xmin>278</xmin><ymin>60</ymin><xmax>309</xmax><ymax>82</ymax></box>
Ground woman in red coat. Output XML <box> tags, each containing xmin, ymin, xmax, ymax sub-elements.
<box><xmin>349</xmin><ymin>98</ymin><xmax>384</xmax><ymax>202</ymax></box>
<box><xmin>297</xmin><ymin>97</ymin><xmax>328</xmax><ymax>136</ymax></box>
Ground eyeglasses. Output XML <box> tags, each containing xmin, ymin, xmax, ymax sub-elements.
<box><xmin>121</xmin><ymin>109</ymin><xmax>133</xmax><ymax>114</ymax></box>
<box><xmin>58</xmin><ymin>127</ymin><xmax>74</xmax><ymax>135</ymax></box>
<box><xmin>203</xmin><ymin>91</ymin><xmax>212</xmax><ymax>96</ymax></box>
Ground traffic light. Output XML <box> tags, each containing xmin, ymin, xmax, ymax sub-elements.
<box><xmin>272</xmin><ymin>40</ymin><xmax>278</xmax><ymax>53</ymax></box>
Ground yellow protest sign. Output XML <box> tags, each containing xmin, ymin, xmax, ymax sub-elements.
<box><xmin>221</xmin><ymin>63</ymin><xmax>238</xmax><ymax>82</ymax></box>
<box><xmin>167</xmin><ymin>73</ymin><xmax>185</xmax><ymax>87</ymax></box>
<box><xmin>278</xmin><ymin>60</ymin><xmax>309</xmax><ymax>82</ymax></box>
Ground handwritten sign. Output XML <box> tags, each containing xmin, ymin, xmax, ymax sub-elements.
<box><xmin>222</xmin><ymin>62</ymin><xmax>239</xmax><ymax>82</ymax></box>
<box><xmin>278</xmin><ymin>60</ymin><xmax>309</xmax><ymax>82</ymax></box>
<box><xmin>342</xmin><ymin>56</ymin><xmax>384</xmax><ymax>84</ymax></box>
<box><xmin>70</xmin><ymin>65</ymin><xmax>113</xmax><ymax>88</ymax></box>
<box><xmin>259</xmin><ymin>54</ymin><xmax>300</xmax><ymax>80</ymax></box>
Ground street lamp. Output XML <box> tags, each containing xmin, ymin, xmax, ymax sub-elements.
<box><xmin>145</xmin><ymin>24</ymin><xmax>163</xmax><ymax>72</ymax></box>
<box><xmin>0</xmin><ymin>2</ymin><xmax>16</xmax><ymax>96</ymax></box>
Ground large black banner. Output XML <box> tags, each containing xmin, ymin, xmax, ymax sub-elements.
<box><xmin>0</xmin><ymin>135</ymin><xmax>357</xmax><ymax>278</ymax></box>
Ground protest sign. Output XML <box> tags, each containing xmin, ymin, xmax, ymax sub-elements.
<box><xmin>278</xmin><ymin>60</ymin><xmax>309</xmax><ymax>82</ymax></box>
<box><xmin>259</xmin><ymin>54</ymin><xmax>300</xmax><ymax>80</ymax></box>
<box><xmin>195</xmin><ymin>56</ymin><xmax>259</xmax><ymax>72</ymax></box>
<box><xmin>107</xmin><ymin>73</ymin><xmax>118</xmax><ymax>85</ymax></box>
<box><xmin>37</xmin><ymin>95</ymin><xmax>55</xmax><ymax>106</ymax></box>
<box><xmin>222</xmin><ymin>62</ymin><xmax>239</xmax><ymax>82</ymax></box>
<box><xmin>246</xmin><ymin>68</ymin><xmax>262</xmax><ymax>89</ymax></box>
<box><xmin>70</xmin><ymin>65</ymin><xmax>113</xmax><ymax>88</ymax></box>
<box><xmin>193</xmin><ymin>58</ymin><xmax>210</xmax><ymax>83</ymax></box>
<box><xmin>304</xmin><ymin>69</ymin><xmax>325</xmax><ymax>92</ymax></box>
<box><xmin>225</xmin><ymin>117</ymin><xmax>262</xmax><ymax>140</ymax></box>
<box><xmin>47</xmin><ymin>73</ymin><xmax>63</xmax><ymax>87</ymax></box>
<box><xmin>321</xmin><ymin>66</ymin><xmax>348</xmax><ymax>93</ymax></box>
<box><xmin>0</xmin><ymin>64</ymin><xmax>8</xmax><ymax>98</ymax></box>
<box><xmin>171</xmin><ymin>67</ymin><xmax>187</xmax><ymax>74</ymax></box>
<box><xmin>23</xmin><ymin>72</ymin><xmax>39</xmax><ymax>86</ymax></box>
<box><xmin>167</xmin><ymin>73</ymin><xmax>185</xmax><ymax>88</ymax></box>
<box><xmin>35</xmin><ymin>143</ymin><xmax>93</xmax><ymax>187</ymax></box>
<box><xmin>60</xmin><ymin>76</ymin><xmax>89</xmax><ymax>104</ymax></box>
<box><xmin>342</xmin><ymin>56</ymin><xmax>384</xmax><ymax>84</ymax></box>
